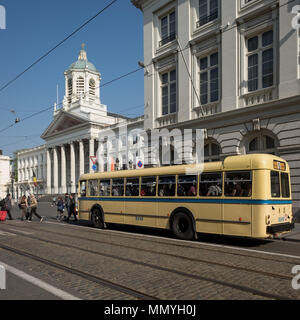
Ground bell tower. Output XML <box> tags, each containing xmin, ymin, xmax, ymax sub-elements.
<box><xmin>60</xmin><ymin>44</ymin><xmax>107</xmax><ymax>119</ymax></box>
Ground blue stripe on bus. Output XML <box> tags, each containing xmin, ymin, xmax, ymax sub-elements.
<box><xmin>78</xmin><ymin>197</ymin><xmax>292</xmax><ymax>205</ymax></box>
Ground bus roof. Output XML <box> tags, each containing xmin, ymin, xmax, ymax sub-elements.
<box><xmin>79</xmin><ymin>154</ymin><xmax>289</xmax><ymax>181</ymax></box>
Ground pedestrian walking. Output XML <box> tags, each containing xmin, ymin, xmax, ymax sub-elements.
<box><xmin>66</xmin><ymin>194</ymin><xmax>78</xmax><ymax>223</ymax></box>
<box><xmin>3</xmin><ymin>194</ymin><xmax>13</xmax><ymax>220</ymax></box>
<box><xmin>28</xmin><ymin>194</ymin><xmax>43</xmax><ymax>222</ymax></box>
<box><xmin>26</xmin><ymin>195</ymin><xmax>31</xmax><ymax>220</ymax></box>
<box><xmin>51</xmin><ymin>196</ymin><xmax>57</xmax><ymax>207</ymax></box>
<box><xmin>18</xmin><ymin>195</ymin><xmax>28</xmax><ymax>221</ymax></box>
<box><xmin>56</xmin><ymin>196</ymin><xmax>64</xmax><ymax>221</ymax></box>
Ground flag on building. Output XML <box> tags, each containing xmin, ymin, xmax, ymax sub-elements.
<box><xmin>110</xmin><ymin>158</ymin><xmax>115</xmax><ymax>172</ymax></box>
<box><xmin>33</xmin><ymin>171</ymin><xmax>38</xmax><ymax>187</ymax></box>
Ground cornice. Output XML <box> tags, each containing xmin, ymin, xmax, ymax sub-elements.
<box><xmin>165</xmin><ymin>95</ymin><xmax>300</xmax><ymax>131</ymax></box>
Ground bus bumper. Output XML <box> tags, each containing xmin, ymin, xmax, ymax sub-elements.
<box><xmin>267</xmin><ymin>222</ymin><xmax>295</xmax><ymax>235</ymax></box>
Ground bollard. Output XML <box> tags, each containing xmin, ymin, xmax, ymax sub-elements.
<box><xmin>0</xmin><ymin>265</ymin><xmax>6</xmax><ymax>290</ymax></box>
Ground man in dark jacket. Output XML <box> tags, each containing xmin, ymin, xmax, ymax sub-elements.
<box><xmin>3</xmin><ymin>194</ymin><xmax>13</xmax><ymax>220</ymax></box>
<box><xmin>66</xmin><ymin>194</ymin><xmax>78</xmax><ymax>223</ymax></box>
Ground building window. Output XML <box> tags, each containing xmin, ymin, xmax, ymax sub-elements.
<box><xmin>76</xmin><ymin>77</ymin><xmax>85</xmax><ymax>97</ymax></box>
<box><xmin>247</xmin><ymin>30</ymin><xmax>274</xmax><ymax>92</ymax></box>
<box><xmin>204</xmin><ymin>140</ymin><xmax>221</xmax><ymax>162</ymax></box>
<box><xmin>89</xmin><ymin>79</ymin><xmax>96</xmax><ymax>97</ymax></box>
<box><xmin>68</xmin><ymin>78</ymin><xmax>73</xmax><ymax>96</ymax></box>
<box><xmin>197</xmin><ymin>0</ymin><xmax>218</xmax><ymax>28</ymax></box>
<box><xmin>159</xmin><ymin>11</ymin><xmax>176</xmax><ymax>47</ymax></box>
<box><xmin>161</xmin><ymin>69</ymin><xmax>177</xmax><ymax>116</ymax></box>
<box><xmin>68</xmin><ymin>78</ymin><xmax>73</xmax><ymax>103</ymax></box>
<box><xmin>247</xmin><ymin>134</ymin><xmax>277</xmax><ymax>154</ymax></box>
<box><xmin>199</xmin><ymin>52</ymin><xmax>219</xmax><ymax>105</ymax></box>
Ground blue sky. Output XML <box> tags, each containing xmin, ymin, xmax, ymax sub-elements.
<box><xmin>0</xmin><ymin>0</ymin><xmax>144</xmax><ymax>157</ymax></box>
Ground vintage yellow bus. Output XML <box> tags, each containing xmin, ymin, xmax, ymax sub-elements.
<box><xmin>78</xmin><ymin>154</ymin><xmax>294</xmax><ymax>240</ymax></box>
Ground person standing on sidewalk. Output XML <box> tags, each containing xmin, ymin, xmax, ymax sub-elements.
<box><xmin>4</xmin><ymin>194</ymin><xmax>13</xmax><ymax>220</ymax></box>
<box><xmin>28</xmin><ymin>194</ymin><xmax>43</xmax><ymax>222</ymax></box>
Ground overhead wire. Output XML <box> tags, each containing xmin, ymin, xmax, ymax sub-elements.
<box><xmin>0</xmin><ymin>0</ymin><xmax>118</xmax><ymax>94</ymax></box>
<box><xmin>0</xmin><ymin>0</ymin><xmax>296</xmax><ymax>149</ymax></box>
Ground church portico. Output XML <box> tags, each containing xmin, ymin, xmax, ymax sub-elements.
<box><xmin>46</xmin><ymin>136</ymin><xmax>99</xmax><ymax>195</ymax></box>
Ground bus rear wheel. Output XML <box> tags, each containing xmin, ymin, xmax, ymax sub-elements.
<box><xmin>172</xmin><ymin>212</ymin><xmax>195</xmax><ymax>240</ymax></box>
<box><xmin>91</xmin><ymin>208</ymin><xmax>104</xmax><ymax>229</ymax></box>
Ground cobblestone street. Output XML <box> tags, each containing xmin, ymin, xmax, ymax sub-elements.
<box><xmin>0</xmin><ymin>204</ymin><xmax>299</xmax><ymax>300</ymax></box>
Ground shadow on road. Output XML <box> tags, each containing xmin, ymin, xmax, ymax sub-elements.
<box><xmin>70</xmin><ymin>219</ymin><xmax>270</xmax><ymax>249</ymax></box>
<box><xmin>11</xmin><ymin>203</ymin><xmax>270</xmax><ymax>249</ymax></box>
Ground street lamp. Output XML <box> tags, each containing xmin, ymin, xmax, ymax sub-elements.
<box><xmin>138</xmin><ymin>61</ymin><xmax>150</xmax><ymax>76</ymax></box>
<box><xmin>67</xmin><ymin>181</ymin><xmax>73</xmax><ymax>195</ymax></box>
<box><xmin>116</xmin><ymin>158</ymin><xmax>120</xmax><ymax>171</ymax></box>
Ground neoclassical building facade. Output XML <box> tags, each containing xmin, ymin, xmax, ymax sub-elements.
<box><xmin>132</xmin><ymin>0</ymin><xmax>300</xmax><ymax>220</ymax></box>
<box><xmin>15</xmin><ymin>46</ymin><xmax>144</xmax><ymax>197</ymax></box>
<box><xmin>0</xmin><ymin>151</ymin><xmax>11</xmax><ymax>199</ymax></box>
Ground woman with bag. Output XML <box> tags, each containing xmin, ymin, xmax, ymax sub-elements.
<box><xmin>19</xmin><ymin>195</ymin><xmax>28</xmax><ymax>221</ymax></box>
<box><xmin>56</xmin><ymin>196</ymin><xmax>64</xmax><ymax>221</ymax></box>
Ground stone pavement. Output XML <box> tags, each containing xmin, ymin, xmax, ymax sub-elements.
<box><xmin>281</xmin><ymin>223</ymin><xmax>300</xmax><ymax>242</ymax></box>
<box><xmin>7</xmin><ymin>203</ymin><xmax>300</xmax><ymax>242</ymax></box>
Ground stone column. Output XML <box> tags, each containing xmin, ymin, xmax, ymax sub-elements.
<box><xmin>46</xmin><ymin>149</ymin><xmax>52</xmax><ymax>194</ymax></box>
<box><xmin>97</xmin><ymin>141</ymin><xmax>104</xmax><ymax>172</ymax></box>
<box><xmin>70</xmin><ymin>142</ymin><xmax>76</xmax><ymax>194</ymax></box>
<box><xmin>53</xmin><ymin>147</ymin><xmax>59</xmax><ymax>194</ymax></box>
<box><xmin>61</xmin><ymin>145</ymin><xmax>67</xmax><ymax>194</ymax></box>
<box><xmin>79</xmin><ymin>140</ymin><xmax>85</xmax><ymax>176</ymax></box>
<box><xmin>89</xmin><ymin>138</ymin><xmax>95</xmax><ymax>173</ymax></box>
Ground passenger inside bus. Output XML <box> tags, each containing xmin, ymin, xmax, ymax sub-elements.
<box><xmin>188</xmin><ymin>181</ymin><xmax>197</xmax><ymax>197</ymax></box>
<box><xmin>112</xmin><ymin>187</ymin><xmax>120</xmax><ymax>196</ymax></box>
<box><xmin>206</xmin><ymin>184</ymin><xmax>222</xmax><ymax>196</ymax></box>
<box><xmin>231</xmin><ymin>181</ymin><xmax>242</xmax><ymax>197</ymax></box>
<box><xmin>225</xmin><ymin>172</ymin><xmax>252</xmax><ymax>197</ymax></box>
<box><xmin>141</xmin><ymin>178</ymin><xmax>156</xmax><ymax>197</ymax></box>
<box><xmin>200</xmin><ymin>173</ymin><xmax>222</xmax><ymax>197</ymax></box>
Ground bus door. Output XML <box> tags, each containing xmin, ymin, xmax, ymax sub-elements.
<box><xmin>198</xmin><ymin>172</ymin><xmax>223</xmax><ymax>234</ymax></box>
<box><xmin>107</xmin><ymin>179</ymin><xmax>125</xmax><ymax>224</ymax></box>
<box><xmin>223</xmin><ymin>171</ymin><xmax>252</xmax><ymax>237</ymax></box>
<box><xmin>125</xmin><ymin>176</ymin><xmax>158</xmax><ymax>227</ymax></box>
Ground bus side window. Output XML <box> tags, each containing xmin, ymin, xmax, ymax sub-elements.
<box><xmin>126</xmin><ymin>178</ymin><xmax>139</xmax><ymax>196</ymax></box>
<box><xmin>281</xmin><ymin>172</ymin><xmax>290</xmax><ymax>198</ymax></box>
<box><xmin>200</xmin><ymin>173</ymin><xmax>222</xmax><ymax>197</ymax></box>
<box><xmin>80</xmin><ymin>181</ymin><xmax>87</xmax><ymax>197</ymax></box>
<box><xmin>225</xmin><ymin>172</ymin><xmax>252</xmax><ymax>197</ymax></box>
<box><xmin>158</xmin><ymin>176</ymin><xmax>176</xmax><ymax>197</ymax></box>
<box><xmin>99</xmin><ymin>180</ymin><xmax>111</xmax><ymax>197</ymax></box>
<box><xmin>141</xmin><ymin>177</ymin><xmax>157</xmax><ymax>197</ymax></box>
<box><xmin>112</xmin><ymin>179</ymin><xmax>124</xmax><ymax>197</ymax></box>
<box><xmin>88</xmin><ymin>180</ymin><xmax>99</xmax><ymax>197</ymax></box>
<box><xmin>178</xmin><ymin>175</ymin><xmax>197</xmax><ymax>197</ymax></box>
<box><xmin>271</xmin><ymin>171</ymin><xmax>280</xmax><ymax>198</ymax></box>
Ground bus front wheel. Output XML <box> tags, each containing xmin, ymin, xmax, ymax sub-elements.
<box><xmin>171</xmin><ymin>212</ymin><xmax>195</xmax><ymax>240</ymax></box>
<box><xmin>91</xmin><ymin>208</ymin><xmax>104</xmax><ymax>229</ymax></box>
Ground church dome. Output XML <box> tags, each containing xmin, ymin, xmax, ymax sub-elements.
<box><xmin>68</xmin><ymin>44</ymin><xmax>98</xmax><ymax>73</ymax></box>
<box><xmin>69</xmin><ymin>60</ymin><xmax>97</xmax><ymax>72</ymax></box>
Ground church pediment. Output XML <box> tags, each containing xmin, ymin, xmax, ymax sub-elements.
<box><xmin>41</xmin><ymin>111</ymin><xmax>89</xmax><ymax>139</ymax></box>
